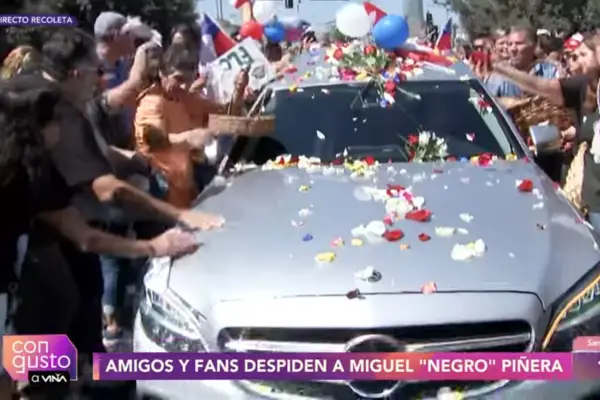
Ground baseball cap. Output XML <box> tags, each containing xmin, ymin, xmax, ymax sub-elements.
<box><xmin>564</xmin><ymin>33</ymin><xmax>583</xmax><ymax>52</ymax></box>
<box><xmin>94</xmin><ymin>11</ymin><xmax>127</xmax><ymax>39</ymax></box>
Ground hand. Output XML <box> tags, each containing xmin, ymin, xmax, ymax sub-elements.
<box><xmin>190</xmin><ymin>74</ymin><xmax>209</xmax><ymax>93</ymax></box>
<box><xmin>179</xmin><ymin>210</ymin><xmax>225</xmax><ymax>230</ymax></box>
<box><xmin>148</xmin><ymin>228</ymin><xmax>199</xmax><ymax>257</ymax></box>
<box><xmin>130</xmin><ymin>41</ymin><xmax>162</xmax><ymax>84</ymax></box>
<box><xmin>244</xmin><ymin>86</ymin><xmax>257</xmax><ymax>102</ymax></box>
<box><xmin>181</xmin><ymin>127</ymin><xmax>218</xmax><ymax>149</ymax></box>
<box><xmin>234</xmin><ymin>68</ymin><xmax>250</xmax><ymax>92</ymax></box>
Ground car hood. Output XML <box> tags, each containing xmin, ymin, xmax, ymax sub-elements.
<box><xmin>169</xmin><ymin>161</ymin><xmax>600</xmax><ymax>310</ymax></box>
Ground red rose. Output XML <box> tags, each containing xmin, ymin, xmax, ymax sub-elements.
<box><xmin>285</xmin><ymin>65</ymin><xmax>298</xmax><ymax>74</ymax></box>
<box><xmin>331</xmin><ymin>158</ymin><xmax>344</xmax><ymax>165</ymax></box>
<box><xmin>384</xmin><ymin>81</ymin><xmax>396</xmax><ymax>93</ymax></box>
<box><xmin>405</xmin><ymin>209</ymin><xmax>432</xmax><ymax>222</ymax></box>
<box><xmin>364</xmin><ymin>45</ymin><xmax>377</xmax><ymax>56</ymax></box>
<box><xmin>477</xmin><ymin>153</ymin><xmax>493</xmax><ymax>167</ymax></box>
<box><xmin>289</xmin><ymin>156</ymin><xmax>299</xmax><ymax>164</ymax></box>
<box><xmin>517</xmin><ymin>179</ymin><xmax>533</xmax><ymax>192</ymax></box>
<box><xmin>383</xmin><ymin>215</ymin><xmax>394</xmax><ymax>226</ymax></box>
<box><xmin>383</xmin><ymin>229</ymin><xmax>404</xmax><ymax>241</ymax></box>
<box><xmin>408</xmin><ymin>134</ymin><xmax>419</xmax><ymax>145</ymax></box>
<box><xmin>363</xmin><ymin>156</ymin><xmax>375</xmax><ymax>165</ymax></box>
<box><xmin>333</xmin><ymin>49</ymin><xmax>344</xmax><ymax>60</ymax></box>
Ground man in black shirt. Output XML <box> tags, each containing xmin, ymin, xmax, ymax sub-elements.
<box><xmin>0</xmin><ymin>74</ymin><xmax>198</xmax><ymax>399</ymax></box>
<box><xmin>20</xmin><ymin>29</ymin><xmax>221</xmax><ymax>361</ymax></box>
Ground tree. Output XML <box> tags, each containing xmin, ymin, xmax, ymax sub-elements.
<box><xmin>438</xmin><ymin>0</ymin><xmax>600</xmax><ymax>39</ymax></box>
<box><xmin>1</xmin><ymin>0</ymin><xmax>197</xmax><ymax>57</ymax></box>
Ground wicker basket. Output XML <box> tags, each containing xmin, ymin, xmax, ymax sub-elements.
<box><xmin>207</xmin><ymin>114</ymin><xmax>275</xmax><ymax>136</ymax></box>
<box><xmin>508</xmin><ymin>96</ymin><xmax>573</xmax><ymax>140</ymax></box>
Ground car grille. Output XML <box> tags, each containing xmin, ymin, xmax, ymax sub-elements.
<box><xmin>218</xmin><ymin>320</ymin><xmax>533</xmax><ymax>399</ymax></box>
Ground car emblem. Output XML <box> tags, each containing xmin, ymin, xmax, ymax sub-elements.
<box><xmin>344</xmin><ymin>334</ymin><xmax>406</xmax><ymax>398</ymax></box>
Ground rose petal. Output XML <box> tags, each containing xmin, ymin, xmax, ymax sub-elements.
<box><xmin>421</xmin><ymin>281</ymin><xmax>437</xmax><ymax>294</ymax></box>
<box><xmin>383</xmin><ymin>215</ymin><xmax>394</xmax><ymax>226</ymax></box>
<box><xmin>435</xmin><ymin>227</ymin><xmax>456</xmax><ymax>237</ymax></box>
<box><xmin>399</xmin><ymin>244</ymin><xmax>411</xmax><ymax>250</ymax></box>
<box><xmin>331</xmin><ymin>237</ymin><xmax>344</xmax><ymax>247</ymax></box>
<box><xmin>315</xmin><ymin>252</ymin><xmax>336</xmax><ymax>263</ymax></box>
<box><xmin>365</xmin><ymin>221</ymin><xmax>387</xmax><ymax>236</ymax></box>
<box><xmin>418</xmin><ymin>233</ymin><xmax>431</xmax><ymax>241</ymax></box>
<box><xmin>517</xmin><ymin>179</ymin><xmax>533</xmax><ymax>192</ymax></box>
<box><xmin>383</xmin><ymin>229</ymin><xmax>404</xmax><ymax>242</ymax></box>
<box><xmin>351</xmin><ymin>238</ymin><xmax>364</xmax><ymax>246</ymax></box>
<box><xmin>354</xmin><ymin>266</ymin><xmax>375</xmax><ymax>281</ymax></box>
<box><xmin>302</xmin><ymin>234</ymin><xmax>313</xmax><ymax>241</ymax></box>
<box><xmin>346</xmin><ymin>289</ymin><xmax>361</xmax><ymax>299</ymax></box>
<box><xmin>406</xmin><ymin>209</ymin><xmax>432</xmax><ymax>222</ymax></box>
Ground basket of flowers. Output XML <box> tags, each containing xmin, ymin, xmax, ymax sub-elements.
<box><xmin>207</xmin><ymin>113</ymin><xmax>275</xmax><ymax>136</ymax></box>
<box><xmin>508</xmin><ymin>95</ymin><xmax>573</xmax><ymax>139</ymax></box>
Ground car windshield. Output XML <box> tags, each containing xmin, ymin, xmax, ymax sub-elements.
<box><xmin>241</xmin><ymin>79</ymin><xmax>522</xmax><ymax>164</ymax></box>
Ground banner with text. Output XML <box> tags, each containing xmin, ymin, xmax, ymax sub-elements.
<box><xmin>89</xmin><ymin>352</ymin><xmax>600</xmax><ymax>382</ymax></box>
<box><xmin>208</xmin><ymin>38</ymin><xmax>275</xmax><ymax>103</ymax></box>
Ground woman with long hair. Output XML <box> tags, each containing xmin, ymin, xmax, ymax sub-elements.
<box><xmin>1</xmin><ymin>45</ymin><xmax>40</xmax><ymax>79</ymax></box>
<box><xmin>489</xmin><ymin>33</ymin><xmax>600</xmax><ymax>227</ymax></box>
<box><xmin>0</xmin><ymin>74</ymin><xmax>199</xmax><ymax>396</ymax></box>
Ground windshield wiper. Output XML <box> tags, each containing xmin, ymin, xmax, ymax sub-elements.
<box><xmin>343</xmin><ymin>144</ymin><xmax>408</xmax><ymax>161</ymax></box>
<box><xmin>349</xmin><ymin>79</ymin><xmax>377</xmax><ymax>110</ymax></box>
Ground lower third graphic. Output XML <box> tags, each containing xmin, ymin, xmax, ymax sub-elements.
<box><xmin>2</xmin><ymin>334</ymin><xmax>78</xmax><ymax>382</ymax></box>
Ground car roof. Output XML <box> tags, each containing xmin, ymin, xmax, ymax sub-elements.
<box><xmin>269</xmin><ymin>46</ymin><xmax>475</xmax><ymax>92</ymax></box>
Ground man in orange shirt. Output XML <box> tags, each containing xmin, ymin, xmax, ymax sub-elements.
<box><xmin>134</xmin><ymin>44</ymin><xmax>248</xmax><ymax>207</ymax></box>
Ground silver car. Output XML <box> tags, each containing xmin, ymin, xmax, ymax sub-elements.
<box><xmin>134</xmin><ymin>55</ymin><xmax>600</xmax><ymax>399</ymax></box>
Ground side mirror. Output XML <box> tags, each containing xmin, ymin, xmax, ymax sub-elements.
<box><xmin>528</xmin><ymin>124</ymin><xmax>561</xmax><ymax>155</ymax></box>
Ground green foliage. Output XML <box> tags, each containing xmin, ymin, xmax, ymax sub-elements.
<box><xmin>438</xmin><ymin>0</ymin><xmax>600</xmax><ymax>38</ymax></box>
<box><xmin>1</xmin><ymin>0</ymin><xmax>197</xmax><ymax>57</ymax></box>
<box><xmin>327</xmin><ymin>26</ymin><xmax>348</xmax><ymax>42</ymax></box>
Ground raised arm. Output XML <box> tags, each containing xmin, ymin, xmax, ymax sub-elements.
<box><xmin>493</xmin><ymin>63</ymin><xmax>565</xmax><ymax>106</ymax></box>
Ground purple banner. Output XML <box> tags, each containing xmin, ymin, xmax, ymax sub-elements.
<box><xmin>92</xmin><ymin>352</ymin><xmax>574</xmax><ymax>381</ymax></box>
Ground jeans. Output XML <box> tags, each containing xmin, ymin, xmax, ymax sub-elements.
<box><xmin>194</xmin><ymin>163</ymin><xmax>217</xmax><ymax>194</ymax></box>
<box><xmin>99</xmin><ymin>224</ymin><xmax>131</xmax><ymax>317</ymax></box>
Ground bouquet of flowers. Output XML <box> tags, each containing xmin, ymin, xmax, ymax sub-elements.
<box><xmin>405</xmin><ymin>131</ymin><xmax>448</xmax><ymax>162</ymax></box>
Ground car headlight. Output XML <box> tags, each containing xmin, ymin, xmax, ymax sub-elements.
<box><xmin>140</xmin><ymin>257</ymin><xmax>207</xmax><ymax>352</ymax></box>
<box><xmin>542</xmin><ymin>264</ymin><xmax>600</xmax><ymax>351</ymax></box>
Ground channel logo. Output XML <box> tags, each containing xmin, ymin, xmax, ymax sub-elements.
<box><xmin>2</xmin><ymin>334</ymin><xmax>78</xmax><ymax>382</ymax></box>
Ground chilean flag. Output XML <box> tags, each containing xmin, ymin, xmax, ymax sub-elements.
<box><xmin>363</xmin><ymin>2</ymin><xmax>387</xmax><ymax>25</ymax></box>
<box><xmin>435</xmin><ymin>18</ymin><xmax>453</xmax><ymax>52</ymax></box>
<box><xmin>199</xmin><ymin>13</ymin><xmax>236</xmax><ymax>57</ymax></box>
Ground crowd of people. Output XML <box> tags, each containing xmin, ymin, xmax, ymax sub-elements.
<box><xmin>2</xmin><ymin>7</ymin><xmax>600</xmax><ymax>399</ymax></box>
<box><xmin>453</xmin><ymin>25</ymin><xmax>600</xmax><ymax>227</ymax></box>
<box><xmin>0</xmin><ymin>10</ymin><xmax>315</xmax><ymax>398</ymax></box>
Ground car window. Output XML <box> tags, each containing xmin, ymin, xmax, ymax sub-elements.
<box><xmin>250</xmin><ymin>80</ymin><xmax>521</xmax><ymax>164</ymax></box>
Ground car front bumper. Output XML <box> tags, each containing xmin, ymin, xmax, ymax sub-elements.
<box><xmin>133</xmin><ymin>315</ymin><xmax>600</xmax><ymax>400</ymax></box>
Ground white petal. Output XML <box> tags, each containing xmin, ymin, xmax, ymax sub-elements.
<box><xmin>473</xmin><ymin>239</ymin><xmax>486</xmax><ymax>255</ymax></box>
<box><xmin>412</xmin><ymin>196</ymin><xmax>425</xmax><ymax>208</ymax></box>
<box><xmin>351</xmin><ymin>225</ymin><xmax>367</xmax><ymax>237</ymax></box>
<box><xmin>435</xmin><ymin>227</ymin><xmax>456</xmax><ymax>237</ymax></box>
<box><xmin>365</xmin><ymin>220</ymin><xmax>386</xmax><ymax>236</ymax></box>
<box><xmin>354</xmin><ymin>266</ymin><xmax>375</xmax><ymax>280</ymax></box>
<box><xmin>459</xmin><ymin>213</ymin><xmax>474</xmax><ymax>223</ymax></box>
<box><xmin>451</xmin><ymin>244</ymin><xmax>473</xmax><ymax>261</ymax></box>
